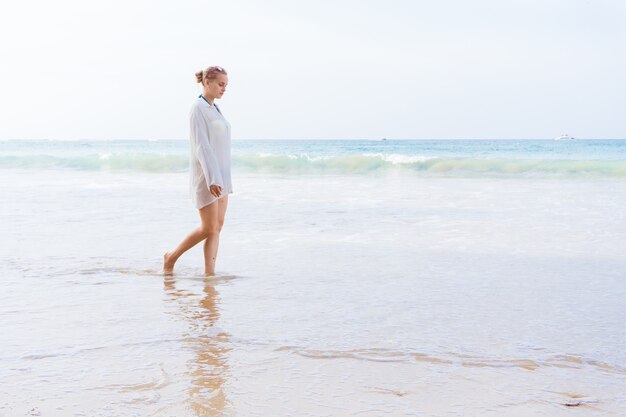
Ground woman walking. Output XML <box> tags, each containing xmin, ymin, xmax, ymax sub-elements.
<box><xmin>164</xmin><ymin>66</ymin><xmax>232</xmax><ymax>275</ymax></box>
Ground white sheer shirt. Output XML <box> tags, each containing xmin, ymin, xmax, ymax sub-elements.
<box><xmin>188</xmin><ymin>96</ymin><xmax>233</xmax><ymax>208</ymax></box>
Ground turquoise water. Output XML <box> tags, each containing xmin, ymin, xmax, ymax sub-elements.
<box><xmin>1</xmin><ymin>139</ymin><xmax>626</xmax><ymax>177</ymax></box>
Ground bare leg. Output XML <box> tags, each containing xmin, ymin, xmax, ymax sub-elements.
<box><xmin>164</xmin><ymin>200</ymin><xmax>220</xmax><ymax>274</ymax></box>
<box><xmin>204</xmin><ymin>196</ymin><xmax>229</xmax><ymax>275</ymax></box>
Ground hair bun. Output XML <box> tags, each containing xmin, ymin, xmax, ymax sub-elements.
<box><xmin>195</xmin><ymin>66</ymin><xmax>227</xmax><ymax>84</ymax></box>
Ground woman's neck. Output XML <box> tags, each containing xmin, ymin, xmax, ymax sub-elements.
<box><xmin>202</xmin><ymin>91</ymin><xmax>215</xmax><ymax>105</ymax></box>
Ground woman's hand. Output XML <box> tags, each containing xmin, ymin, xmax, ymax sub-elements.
<box><xmin>209</xmin><ymin>185</ymin><xmax>223</xmax><ymax>197</ymax></box>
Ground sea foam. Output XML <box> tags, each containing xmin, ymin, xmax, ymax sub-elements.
<box><xmin>1</xmin><ymin>152</ymin><xmax>626</xmax><ymax>178</ymax></box>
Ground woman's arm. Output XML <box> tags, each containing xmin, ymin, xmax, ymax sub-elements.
<box><xmin>191</xmin><ymin>108</ymin><xmax>224</xmax><ymax>188</ymax></box>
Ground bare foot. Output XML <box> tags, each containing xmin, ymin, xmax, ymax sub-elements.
<box><xmin>163</xmin><ymin>251</ymin><xmax>175</xmax><ymax>275</ymax></box>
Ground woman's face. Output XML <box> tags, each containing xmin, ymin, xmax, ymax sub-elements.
<box><xmin>205</xmin><ymin>74</ymin><xmax>228</xmax><ymax>99</ymax></box>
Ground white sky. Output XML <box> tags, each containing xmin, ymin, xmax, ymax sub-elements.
<box><xmin>0</xmin><ymin>0</ymin><xmax>625</xmax><ymax>140</ymax></box>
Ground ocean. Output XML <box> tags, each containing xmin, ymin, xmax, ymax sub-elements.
<box><xmin>2</xmin><ymin>139</ymin><xmax>626</xmax><ymax>177</ymax></box>
<box><xmin>1</xmin><ymin>139</ymin><xmax>625</xmax><ymax>416</ymax></box>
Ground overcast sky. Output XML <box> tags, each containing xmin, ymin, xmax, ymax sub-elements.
<box><xmin>1</xmin><ymin>0</ymin><xmax>624</xmax><ymax>140</ymax></box>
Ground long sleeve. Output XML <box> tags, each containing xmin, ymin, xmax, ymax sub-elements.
<box><xmin>190</xmin><ymin>108</ymin><xmax>224</xmax><ymax>188</ymax></box>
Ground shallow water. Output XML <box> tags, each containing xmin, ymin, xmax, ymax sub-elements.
<box><xmin>1</xmin><ymin>140</ymin><xmax>626</xmax><ymax>416</ymax></box>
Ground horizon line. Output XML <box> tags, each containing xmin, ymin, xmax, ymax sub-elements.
<box><xmin>2</xmin><ymin>137</ymin><xmax>626</xmax><ymax>142</ymax></box>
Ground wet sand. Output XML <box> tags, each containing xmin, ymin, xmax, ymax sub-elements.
<box><xmin>1</xmin><ymin>170</ymin><xmax>625</xmax><ymax>416</ymax></box>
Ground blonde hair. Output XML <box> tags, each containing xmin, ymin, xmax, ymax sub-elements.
<box><xmin>195</xmin><ymin>66</ymin><xmax>227</xmax><ymax>83</ymax></box>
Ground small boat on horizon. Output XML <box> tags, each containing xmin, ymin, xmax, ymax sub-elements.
<box><xmin>554</xmin><ymin>134</ymin><xmax>575</xmax><ymax>140</ymax></box>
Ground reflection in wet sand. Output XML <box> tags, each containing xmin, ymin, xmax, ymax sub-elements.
<box><xmin>164</xmin><ymin>276</ymin><xmax>232</xmax><ymax>416</ymax></box>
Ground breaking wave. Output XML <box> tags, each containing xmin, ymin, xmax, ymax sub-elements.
<box><xmin>2</xmin><ymin>152</ymin><xmax>626</xmax><ymax>178</ymax></box>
